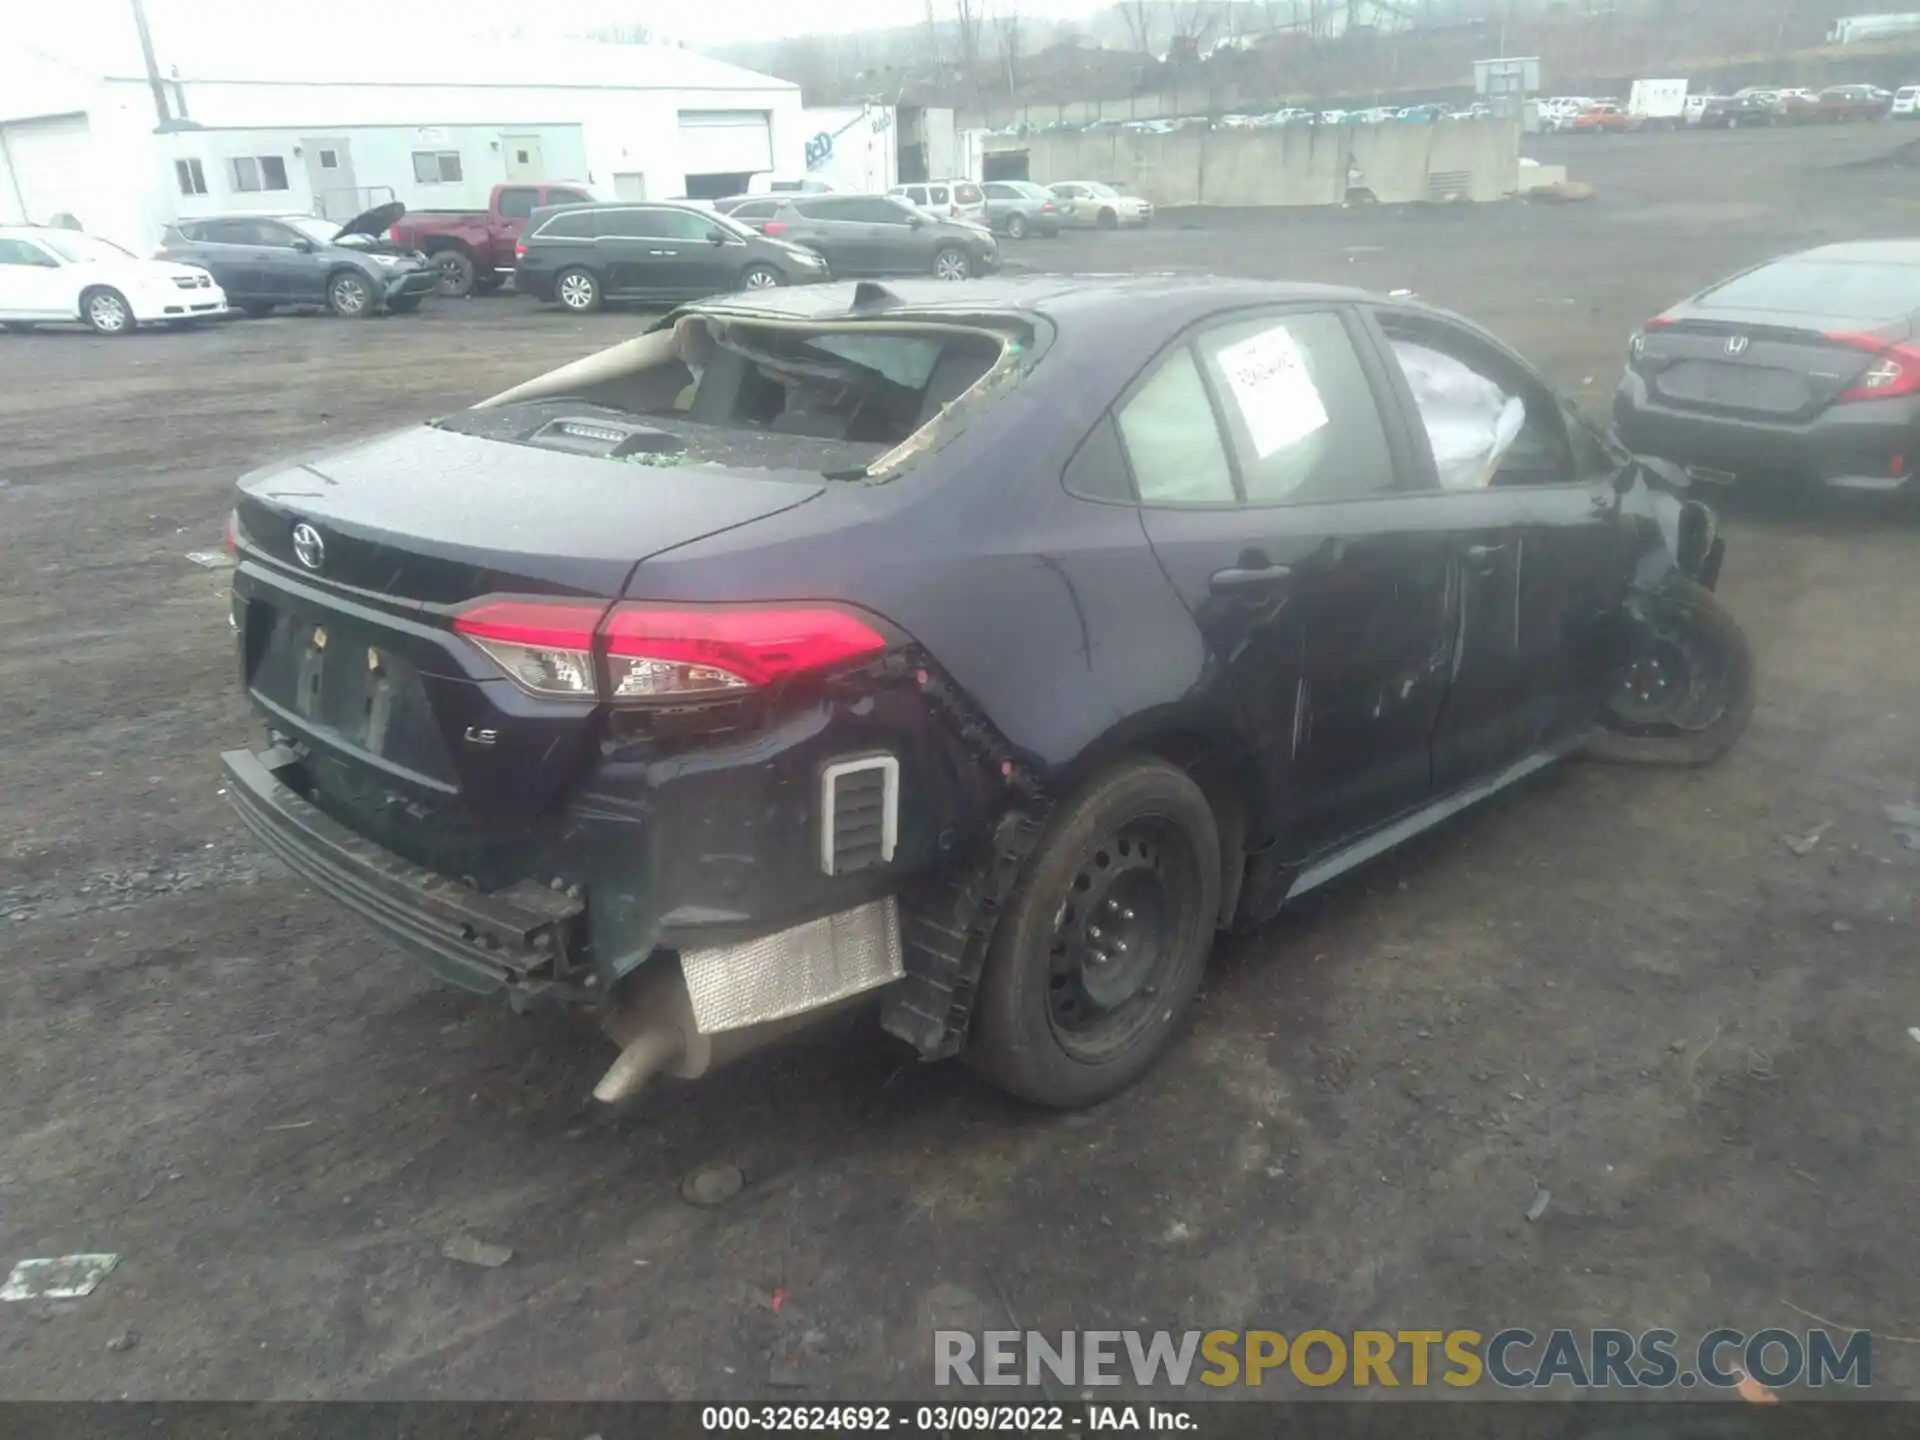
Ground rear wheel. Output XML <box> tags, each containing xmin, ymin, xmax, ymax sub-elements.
<box><xmin>965</xmin><ymin>758</ymin><xmax>1221</xmax><ymax>1108</ymax></box>
<box><xmin>932</xmin><ymin>246</ymin><xmax>971</xmax><ymax>281</ymax></box>
<box><xmin>326</xmin><ymin>271</ymin><xmax>373</xmax><ymax>318</ymax></box>
<box><xmin>431</xmin><ymin>248</ymin><xmax>476</xmax><ymax>298</ymax></box>
<box><xmin>1006</xmin><ymin>211</ymin><xmax>1029</xmax><ymax>240</ymax></box>
<box><xmin>555</xmin><ymin>267</ymin><xmax>602</xmax><ymax>313</ymax></box>
<box><xmin>739</xmin><ymin>263</ymin><xmax>781</xmax><ymax>291</ymax></box>
<box><xmin>1584</xmin><ymin>577</ymin><xmax>1754</xmax><ymax>767</ymax></box>
<box><xmin>82</xmin><ymin>287</ymin><xmax>133</xmax><ymax>336</ymax></box>
<box><xmin>1097</xmin><ymin>207</ymin><xmax>1120</xmax><ymax>230</ymax></box>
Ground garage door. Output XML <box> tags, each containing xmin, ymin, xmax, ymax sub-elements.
<box><xmin>0</xmin><ymin>115</ymin><xmax>97</xmax><ymax>228</ymax></box>
<box><xmin>677</xmin><ymin>110</ymin><xmax>773</xmax><ymax>175</ymax></box>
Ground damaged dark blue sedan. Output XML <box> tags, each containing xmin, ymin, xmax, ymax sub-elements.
<box><xmin>219</xmin><ymin>275</ymin><xmax>1752</xmax><ymax>1110</ymax></box>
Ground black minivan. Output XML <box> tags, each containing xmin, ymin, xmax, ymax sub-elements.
<box><xmin>514</xmin><ymin>202</ymin><xmax>830</xmax><ymax>312</ymax></box>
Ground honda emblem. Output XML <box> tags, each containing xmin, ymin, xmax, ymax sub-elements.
<box><xmin>1725</xmin><ymin>336</ymin><xmax>1749</xmax><ymax>357</ymax></box>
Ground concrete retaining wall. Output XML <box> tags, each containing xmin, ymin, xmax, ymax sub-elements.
<box><xmin>981</xmin><ymin>119</ymin><xmax>1521</xmax><ymax>208</ymax></box>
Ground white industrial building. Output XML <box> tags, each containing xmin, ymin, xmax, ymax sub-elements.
<box><xmin>0</xmin><ymin>37</ymin><xmax>807</xmax><ymax>249</ymax></box>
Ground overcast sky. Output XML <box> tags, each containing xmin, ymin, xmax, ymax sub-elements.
<box><xmin>19</xmin><ymin>0</ymin><xmax>1112</xmax><ymax>54</ymax></box>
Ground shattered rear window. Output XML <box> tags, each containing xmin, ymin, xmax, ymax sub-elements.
<box><xmin>466</xmin><ymin>312</ymin><xmax>1040</xmax><ymax>482</ymax></box>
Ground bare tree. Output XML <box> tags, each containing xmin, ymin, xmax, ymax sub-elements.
<box><xmin>1120</xmin><ymin>0</ymin><xmax>1159</xmax><ymax>55</ymax></box>
<box><xmin>953</xmin><ymin>0</ymin><xmax>987</xmax><ymax>80</ymax></box>
<box><xmin>994</xmin><ymin>6</ymin><xmax>1024</xmax><ymax>92</ymax></box>
<box><xmin>1165</xmin><ymin>0</ymin><xmax>1217</xmax><ymax>55</ymax></box>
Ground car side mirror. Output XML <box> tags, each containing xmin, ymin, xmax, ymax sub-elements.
<box><xmin>291</xmin><ymin>238</ymin><xmax>316</xmax><ymax>253</ymax></box>
<box><xmin>706</xmin><ymin>228</ymin><xmax>728</xmax><ymax>245</ymax></box>
<box><xmin>907</xmin><ymin>214</ymin><xmax>926</xmax><ymax>228</ymax></box>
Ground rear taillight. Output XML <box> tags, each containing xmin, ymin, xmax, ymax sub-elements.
<box><xmin>1829</xmin><ymin>332</ymin><xmax>1920</xmax><ymax>402</ymax></box>
<box><xmin>514</xmin><ymin>240</ymin><xmax>527</xmax><ymax>259</ymax></box>
<box><xmin>224</xmin><ymin>510</ymin><xmax>239</xmax><ymax>557</ymax></box>
<box><xmin>763</xmin><ymin>221</ymin><xmax>787</xmax><ymax>236</ymax></box>
<box><xmin>453</xmin><ymin>600</ymin><xmax>888</xmax><ymax>702</ymax></box>
<box><xmin>1041</xmin><ymin>202</ymin><xmax>1057</xmax><ymax>212</ymax></box>
<box><xmin>453</xmin><ymin>601</ymin><xmax>606</xmax><ymax>700</ymax></box>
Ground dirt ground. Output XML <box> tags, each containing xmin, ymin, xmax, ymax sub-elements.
<box><xmin>1</xmin><ymin>124</ymin><xmax>1916</xmax><ymax>1401</ymax></box>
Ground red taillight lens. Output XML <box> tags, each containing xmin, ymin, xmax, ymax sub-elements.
<box><xmin>762</xmin><ymin>221</ymin><xmax>786</xmax><ymax>236</ymax></box>
<box><xmin>601</xmin><ymin>606</ymin><xmax>887</xmax><ymax>698</ymax></box>
<box><xmin>1829</xmin><ymin>332</ymin><xmax>1920</xmax><ymax>402</ymax></box>
<box><xmin>453</xmin><ymin>600</ymin><xmax>888</xmax><ymax>702</ymax></box>
<box><xmin>514</xmin><ymin>240</ymin><xmax>527</xmax><ymax>259</ymax></box>
<box><xmin>1041</xmin><ymin>202</ymin><xmax>1056</xmax><ymax>212</ymax></box>
<box><xmin>224</xmin><ymin>510</ymin><xmax>239</xmax><ymax>557</ymax></box>
<box><xmin>453</xmin><ymin>600</ymin><xmax>606</xmax><ymax>700</ymax></box>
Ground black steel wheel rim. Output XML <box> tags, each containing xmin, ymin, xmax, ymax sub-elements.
<box><xmin>1045</xmin><ymin>815</ymin><xmax>1195</xmax><ymax>1063</ymax></box>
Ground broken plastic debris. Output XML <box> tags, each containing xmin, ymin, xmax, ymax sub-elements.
<box><xmin>1524</xmin><ymin>1188</ymin><xmax>1552</xmax><ymax>1223</ymax></box>
<box><xmin>2</xmin><ymin>1254</ymin><xmax>120</xmax><ymax>1301</ymax></box>
<box><xmin>441</xmin><ymin>1234</ymin><xmax>513</xmax><ymax>1268</ymax></box>
<box><xmin>184</xmin><ymin>551</ymin><xmax>235</xmax><ymax>570</ymax></box>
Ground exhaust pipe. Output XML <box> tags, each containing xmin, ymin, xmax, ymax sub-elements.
<box><xmin>591</xmin><ymin>958</ymin><xmax>841</xmax><ymax>1104</ymax></box>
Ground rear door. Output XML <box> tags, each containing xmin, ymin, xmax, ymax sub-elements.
<box><xmin>784</xmin><ymin>198</ymin><xmax>869</xmax><ymax>272</ymax></box>
<box><xmin>0</xmin><ymin>236</ymin><xmax>70</xmax><ymax>318</ymax></box>
<box><xmin>1125</xmin><ymin>305</ymin><xmax>1459</xmax><ymax>861</ymax></box>
<box><xmin>595</xmin><ymin>207</ymin><xmax>693</xmax><ymax>297</ymax></box>
<box><xmin>857</xmin><ymin>197</ymin><xmax>930</xmax><ymax>274</ymax></box>
<box><xmin>176</xmin><ymin>219</ymin><xmax>266</xmax><ymax>299</ymax></box>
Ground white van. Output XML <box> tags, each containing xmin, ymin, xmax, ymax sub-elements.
<box><xmin>888</xmin><ymin>181</ymin><xmax>988</xmax><ymax>226</ymax></box>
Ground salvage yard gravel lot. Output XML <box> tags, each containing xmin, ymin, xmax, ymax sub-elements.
<box><xmin>1</xmin><ymin>124</ymin><xmax>1916</xmax><ymax>1399</ymax></box>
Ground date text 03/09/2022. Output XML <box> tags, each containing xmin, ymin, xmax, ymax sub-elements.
<box><xmin>699</xmin><ymin>1404</ymin><xmax>1187</xmax><ymax>1432</ymax></box>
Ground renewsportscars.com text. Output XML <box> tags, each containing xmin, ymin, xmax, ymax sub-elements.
<box><xmin>934</xmin><ymin>1328</ymin><xmax>1872</xmax><ymax>1390</ymax></box>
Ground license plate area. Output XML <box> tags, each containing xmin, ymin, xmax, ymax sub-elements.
<box><xmin>1684</xmin><ymin>464</ymin><xmax>1739</xmax><ymax>486</ymax></box>
<box><xmin>250</xmin><ymin>606</ymin><xmax>459</xmax><ymax>784</ymax></box>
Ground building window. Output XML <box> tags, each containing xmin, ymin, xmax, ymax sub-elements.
<box><xmin>174</xmin><ymin>158</ymin><xmax>208</xmax><ymax>196</ymax></box>
<box><xmin>412</xmin><ymin>150</ymin><xmax>464</xmax><ymax>184</ymax></box>
<box><xmin>318</xmin><ymin>149</ymin><xmax>339</xmax><ymax>170</ymax></box>
<box><xmin>230</xmin><ymin>156</ymin><xmax>289</xmax><ymax>192</ymax></box>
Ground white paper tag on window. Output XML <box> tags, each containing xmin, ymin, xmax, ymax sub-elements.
<box><xmin>1216</xmin><ymin>325</ymin><xmax>1329</xmax><ymax>458</ymax></box>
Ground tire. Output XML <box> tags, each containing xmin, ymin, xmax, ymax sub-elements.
<box><xmin>965</xmin><ymin>757</ymin><xmax>1222</xmax><ymax>1108</ymax></box>
<box><xmin>431</xmin><ymin>248</ymin><xmax>476</xmax><ymax>298</ymax></box>
<box><xmin>932</xmin><ymin>246</ymin><xmax>971</xmax><ymax>281</ymax></box>
<box><xmin>1097</xmin><ymin>207</ymin><xmax>1120</xmax><ymax>230</ymax></box>
<box><xmin>1006</xmin><ymin>211</ymin><xmax>1029</xmax><ymax>240</ymax></box>
<box><xmin>240</xmin><ymin>301</ymin><xmax>274</xmax><ymax>318</ymax></box>
<box><xmin>739</xmin><ymin>263</ymin><xmax>781</xmax><ymax>291</ymax></box>
<box><xmin>386</xmin><ymin>295</ymin><xmax>423</xmax><ymax>313</ymax></box>
<box><xmin>555</xmin><ymin>267</ymin><xmax>602</xmax><ymax>313</ymax></box>
<box><xmin>326</xmin><ymin>270</ymin><xmax>374</xmax><ymax>318</ymax></box>
<box><xmin>1583</xmin><ymin>577</ymin><xmax>1754</xmax><ymax>767</ymax></box>
<box><xmin>81</xmin><ymin>287</ymin><xmax>133</xmax><ymax>336</ymax></box>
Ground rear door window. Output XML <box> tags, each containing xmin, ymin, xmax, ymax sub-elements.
<box><xmin>537</xmin><ymin>209</ymin><xmax>600</xmax><ymax>240</ymax></box>
<box><xmin>496</xmin><ymin>187</ymin><xmax>539</xmax><ymax>219</ymax></box>
<box><xmin>954</xmin><ymin>183</ymin><xmax>983</xmax><ymax>206</ymax></box>
<box><xmin>928</xmin><ymin>185</ymin><xmax>951</xmax><ymax>206</ymax></box>
<box><xmin>547</xmin><ymin>188</ymin><xmax>591</xmax><ymax>205</ymax></box>
<box><xmin>1116</xmin><ymin>348</ymin><xmax>1237</xmax><ymax>505</ymax></box>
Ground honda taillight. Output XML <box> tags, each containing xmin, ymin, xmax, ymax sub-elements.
<box><xmin>1829</xmin><ymin>331</ymin><xmax>1920</xmax><ymax>402</ymax></box>
<box><xmin>601</xmin><ymin>606</ymin><xmax>887</xmax><ymax>698</ymax></box>
<box><xmin>763</xmin><ymin>221</ymin><xmax>786</xmax><ymax>236</ymax></box>
<box><xmin>453</xmin><ymin>599</ymin><xmax>888</xmax><ymax>702</ymax></box>
<box><xmin>453</xmin><ymin>601</ymin><xmax>606</xmax><ymax>700</ymax></box>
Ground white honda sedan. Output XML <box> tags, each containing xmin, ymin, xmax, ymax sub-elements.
<box><xmin>0</xmin><ymin>226</ymin><xmax>227</xmax><ymax>335</ymax></box>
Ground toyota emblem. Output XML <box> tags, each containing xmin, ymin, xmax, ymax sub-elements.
<box><xmin>291</xmin><ymin>522</ymin><xmax>325</xmax><ymax>571</ymax></box>
<box><xmin>1726</xmin><ymin>336</ymin><xmax>1749</xmax><ymax>357</ymax></box>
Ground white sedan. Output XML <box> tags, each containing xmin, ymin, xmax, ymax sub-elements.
<box><xmin>1046</xmin><ymin>181</ymin><xmax>1155</xmax><ymax>230</ymax></box>
<box><xmin>0</xmin><ymin>226</ymin><xmax>227</xmax><ymax>335</ymax></box>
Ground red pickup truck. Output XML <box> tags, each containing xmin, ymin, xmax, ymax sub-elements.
<box><xmin>387</xmin><ymin>181</ymin><xmax>594</xmax><ymax>297</ymax></box>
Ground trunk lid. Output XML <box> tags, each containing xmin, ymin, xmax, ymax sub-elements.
<box><xmin>236</xmin><ymin>422</ymin><xmax>826</xmax><ymax>603</ymax></box>
<box><xmin>1636</xmin><ymin>305</ymin><xmax>1907</xmax><ymax>421</ymax></box>
<box><xmin>233</xmin><ymin>421</ymin><xmax>827</xmax><ymax>830</ymax></box>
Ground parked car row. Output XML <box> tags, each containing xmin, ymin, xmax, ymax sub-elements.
<box><xmin>0</xmin><ymin>204</ymin><xmax>439</xmax><ymax>335</ymax></box>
